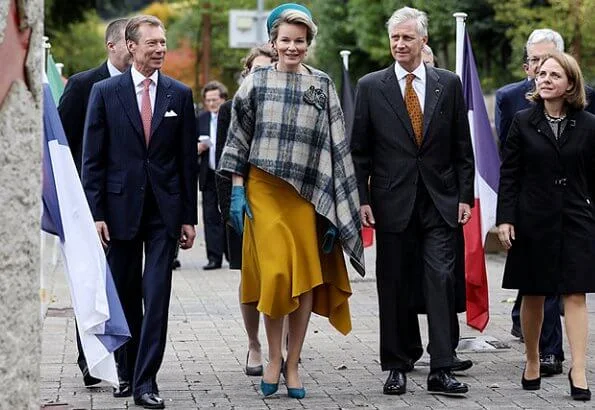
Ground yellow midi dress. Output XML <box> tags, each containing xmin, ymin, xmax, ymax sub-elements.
<box><xmin>240</xmin><ymin>166</ymin><xmax>352</xmax><ymax>335</ymax></box>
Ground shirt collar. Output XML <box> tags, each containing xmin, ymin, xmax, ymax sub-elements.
<box><xmin>106</xmin><ymin>59</ymin><xmax>124</xmax><ymax>77</ymax></box>
<box><xmin>395</xmin><ymin>61</ymin><xmax>426</xmax><ymax>82</ymax></box>
<box><xmin>131</xmin><ymin>65</ymin><xmax>159</xmax><ymax>88</ymax></box>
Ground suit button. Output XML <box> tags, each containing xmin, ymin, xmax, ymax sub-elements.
<box><xmin>417</xmin><ymin>156</ymin><xmax>422</xmax><ymax>161</ymax></box>
<box><xmin>140</xmin><ymin>186</ymin><xmax>145</xmax><ymax>191</ymax></box>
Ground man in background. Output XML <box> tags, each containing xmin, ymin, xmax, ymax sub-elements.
<box><xmin>197</xmin><ymin>81</ymin><xmax>228</xmax><ymax>270</ymax></box>
<box><xmin>57</xmin><ymin>18</ymin><xmax>130</xmax><ymax>387</ymax></box>
<box><xmin>59</xmin><ymin>18</ymin><xmax>130</xmax><ymax>175</ymax></box>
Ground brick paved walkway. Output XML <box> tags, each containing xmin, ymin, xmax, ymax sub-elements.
<box><xmin>40</xmin><ymin>236</ymin><xmax>595</xmax><ymax>409</ymax></box>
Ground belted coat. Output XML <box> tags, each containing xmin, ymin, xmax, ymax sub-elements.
<box><xmin>497</xmin><ymin>104</ymin><xmax>595</xmax><ymax>294</ymax></box>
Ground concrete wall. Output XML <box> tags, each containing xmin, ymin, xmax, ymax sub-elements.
<box><xmin>0</xmin><ymin>0</ymin><xmax>43</xmax><ymax>408</ymax></box>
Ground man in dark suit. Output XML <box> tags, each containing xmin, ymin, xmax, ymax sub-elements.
<box><xmin>351</xmin><ymin>6</ymin><xmax>475</xmax><ymax>396</ymax></box>
<box><xmin>82</xmin><ymin>15</ymin><xmax>197</xmax><ymax>409</ymax></box>
<box><xmin>197</xmin><ymin>81</ymin><xmax>228</xmax><ymax>270</ymax></box>
<box><xmin>57</xmin><ymin>18</ymin><xmax>130</xmax><ymax>387</ymax></box>
<box><xmin>495</xmin><ymin>28</ymin><xmax>595</xmax><ymax>377</ymax></box>
<box><xmin>59</xmin><ymin>18</ymin><xmax>130</xmax><ymax>175</ymax></box>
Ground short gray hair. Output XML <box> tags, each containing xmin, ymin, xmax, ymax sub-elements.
<box><xmin>386</xmin><ymin>7</ymin><xmax>428</xmax><ymax>37</ymax></box>
<box><xmin>269</xmin><ymin>10</ymin><xmax>318</xmax><ymax>45</ymax></box>
<box><xmin>125</xmin><ymin>15</ymin><xmax>165</xmax><ymax>44</ymax></box>
<box><xmin>526</xmin><ymin>29</ymin><xmax>564</xmax><ymax>52</ymax></box>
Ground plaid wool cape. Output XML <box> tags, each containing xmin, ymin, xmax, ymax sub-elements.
<box><xmin>218</xmin><ymin>65</ymin><xmax>365</xmax><ymax>276</ymax></box>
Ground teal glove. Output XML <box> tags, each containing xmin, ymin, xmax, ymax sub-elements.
<box><xmin>229</xmin><ymin>186</ymin><xmax>253</xmax><ymax>235</ymax></box>
<box><xmin>322</xmin><ymin>225</ymin><xmax>339</xmax><ymax>254</ymax></box>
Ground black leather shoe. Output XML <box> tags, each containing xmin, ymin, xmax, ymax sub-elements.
<box><xmin>569</xmin><ymin>368</ymin><xmax>591</xmax><ymax>401</ymax></box>
<box><xmin>383</xmin><ymin>370</ymin><xmax>407</xmax><ymax>395</ymax></box>
<box><xmin>112</xmin><ymin>381</ymin><xmax>131</xmax><ymax>397</ymax></box>
<box><xmin>521</xmin><ymin>370</ymin><xmax>541</xmax><ymax>390</ymax></box>
<box><xmin>172</xmin><ymin>259</ymin><xmax>181</xmax><ymax>270</ymax></box>
<box><xmin>81</xmin><ymin>366</ymin><xmax>101</xmax><ymax>387</ymax></box>
<box><xmin>203</xmin><ymin>260</ymin><xmax>222</xmax><ymax>270</ymax></box>
<box><xmin>245</xmin><ymin>351</ymin><xmax>263</xmax><ymax>376</ymax></box>
<box><xmin>511</xmin><ymin>326</ymin><xmax>524</xmax><ymax>342</ymax></box>
<box><xmin>134</xmin><ymin>392</ymin><xmax>165</xmax><ymax>409</ymax></box>
<box><xmin>427</xmin><ymin>369</ymin><xmax>468</xmax><ymax>395</ymax></box>
<box><xmin>451</xmin><ymin>356</ymin><xmax>473</xmax><ymax>372</ymax></box>
<box><xmin>540</xmin><ymin>354</ymin><xmax>563</xmax><ymax>376</ymax></box>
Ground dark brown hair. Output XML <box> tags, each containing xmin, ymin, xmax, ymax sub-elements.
<box><xmin>240</xmin><ymin>45</ymin><xmax>277</xmax><ymax>77</ymax></box>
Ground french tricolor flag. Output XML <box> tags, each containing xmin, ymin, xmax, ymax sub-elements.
<box><xmin>41</xmin><ymin>76</ymin><xmax>130</xmax><ymax>386</ymax></box>
<box><xmin>461</xmin><ymin>33</ymin><xmax>500</xmax><ymax>332</ymax></box>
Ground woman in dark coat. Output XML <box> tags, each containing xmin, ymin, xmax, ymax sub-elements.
<box><xmin>497</xmin><ymin>51</ymin><xmax>595</xmax><ymax>400</ymax></box>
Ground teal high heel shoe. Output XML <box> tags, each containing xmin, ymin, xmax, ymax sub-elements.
<box><xmin>287</xmin><ymin>386</ymin><xmax>306</xmax><ymax>399</ymax></box>
<box><xmin>260</xmin><ymin>379</ymin><xmax>279</xmax><ymax>396</ymax></box>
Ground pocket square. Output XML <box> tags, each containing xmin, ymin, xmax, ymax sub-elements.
<box><xmin>164</xmin><ymin>110</ymin><xmax>178</xmax><ymax>117</ymax></box>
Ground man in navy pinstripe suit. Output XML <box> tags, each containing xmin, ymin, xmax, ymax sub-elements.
<box><xmin>82</xmin><ymin>15</ymin><xmax>197</xmax><ymax>409</ymax></box>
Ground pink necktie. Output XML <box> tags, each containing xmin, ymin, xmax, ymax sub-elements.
<box><xmin>141</xmin><ymin>78</ymin><xmax>152</xmax><ymax>146</ymax></box>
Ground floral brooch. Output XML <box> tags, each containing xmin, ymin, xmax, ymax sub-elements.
<box><xmin>303</xmin><ymin>86</ymin><xmax>327</xmax><ymax>110</ymax></box>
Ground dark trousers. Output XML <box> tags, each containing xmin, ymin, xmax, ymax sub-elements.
<box><xmin>225</xmin><ymin>224</ymin><xmax>242</xmax><ymax>270</ymax></box>
<box><xmin>512</xmin><ymin>293</ymin><xmax>564</xmax><ymax>360</ymax></box>
<box><xmin>202</xmin><ymin>170</ymin><xmax>227</xmax><ymax>264</ymax></box>
<box><xmin>107</xmin><ymin>189</ymin><xmax>178</xmax><ymax>397</ymax></box>
<box><xmin>376</xmin><ymin>184</ymin><xmax>457</xmax><ymax>370</ymax></box>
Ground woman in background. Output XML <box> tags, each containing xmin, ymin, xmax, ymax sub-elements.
<box><xmin>215</xmin><ymin>45</ymin><xmax>277</xmax><ymax>377</ymax></box>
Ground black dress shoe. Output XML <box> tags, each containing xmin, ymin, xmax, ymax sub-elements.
<box><xmin>427</xmin><ymin>369</ymin><xmax>468</xmax><ymax>395</ymax></box>
<box><xmin>383</xmin><ymin>370</ymin><xmax>407</xmax><ymax>395</ymax></box>
<box><xmin>521</xmin><ymin>372</ymin><xmax>541</xmax><ymax>390</ymax></box>
<box><xmin>540</xmin><ymin>354</ymin><xmax>563</xmax><ymax>376</ymax></box>
<box><xmin>113</xmin><ymin>380</ymin><xmax>132</xmax><ymax>397</ymax></box>
<box><xmin>569</xmin><ymin>368</ymin><xmax>591</xmax><ymax>401</ymax></box>
<box><xmin>511</xmin><ymin>326</ymin><xmax>524</xmax><ymax>342</ymax></box>
<box><xmin>172</xmin><ymin>259</ymin><xmax>181</xmax><ymax>270</ymax></box>
<box><xmin>81</xmin><ymin>366</ymin><xmax>101</xmax><ymax>387</ymax></box>
<box><xmin>245</xmin><ymin>351</ymin><xmax>263</xmax><ymax>376</ymax></box>
<box><xmin>451</xmin><ymin>356</ymin><xmax>473</xmax><ymax>372</ymax></box>
<box><xmin>203</xmin><ymin>260</ymin><xmax>222</xmax><ymax>270</ymax></box>
<box><xmin>134</xmin><ymin>392</ymin><xmax>165</xmax><ymax>409</ymax></box>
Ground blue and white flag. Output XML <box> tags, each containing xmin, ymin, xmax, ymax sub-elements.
<box><xmin>42</xmin><ymin>76</ymin><xmax>130</xmax><ymax>386</ymax></box>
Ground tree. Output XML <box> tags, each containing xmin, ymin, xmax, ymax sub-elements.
<box><xmin>491</xmin><ymin>0</ymin><xmax>595</xmax><ymax>83</ymax></box>
<box><xmin>49</xmin><ymin>11</ymin><xmax>105</xmax><ymax>77</ymax></box>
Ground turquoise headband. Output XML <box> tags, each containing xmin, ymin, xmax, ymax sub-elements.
<box><xmin>266</xmin><ymin>3</ymin><xmax>313</xmax><ymax>35</ymax></box>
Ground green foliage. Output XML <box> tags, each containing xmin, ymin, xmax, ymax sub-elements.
<box><xmin>491</xmin><ymin>0</ymin><xmax>595</xmax><ymax>84</ymax></box>
<box><xmin>50</xmin><ymin>11</ymin><xmax>106</xmax><ymax>77</ymax></box>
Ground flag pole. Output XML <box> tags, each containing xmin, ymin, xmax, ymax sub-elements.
<box><xmin>339</xmin><ymin>49</ymin><xmax>351</xmax><ymax>71</ymax></box>
<box><xmin>453</xmin><ymin>12</ymin><xmax>467</xmax><ymax>78</ymax></box>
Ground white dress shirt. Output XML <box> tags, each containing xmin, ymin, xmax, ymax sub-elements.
<box><xmin>394</xmin><ymin>62</ymin><xmax>426</xmax><ymax>113</ymax></box>
<box><xmin>209</xmin><ymin>113</ymin><xmax>217</xmax><ymax>170</ymax></box>
<box><xmin>106</xmin><ymin>59</ymin><xmax>124</xmax><ymax>78</ymax></box>
<box><xmin>130</xmin><ymin>65</ymin><xmax>159</xmax><ymax>114</ymax></box>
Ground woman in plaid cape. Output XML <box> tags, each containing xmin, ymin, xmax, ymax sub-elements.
<box><xmin>218</xmin><ymin>3</ymin><xmax>364</xmax><ymax>399</ymax></box>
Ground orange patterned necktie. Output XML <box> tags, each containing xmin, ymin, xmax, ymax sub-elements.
<box><xmin>404</xmin><ymin>73</ymin><xmax>423</xmax><ymax>147</ymax></box>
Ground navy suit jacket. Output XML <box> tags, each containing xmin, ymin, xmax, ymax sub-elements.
<box><xmin>58</xmin><ymin>62</ymin><xmax>110</xmax><ymax>174</ymax></box>
<box><xmin>496</xmin><ymin>79</ymin><xmax>595</xmax><ymax>146</ymax></box>
<box><xmin>82</xmin><ymin>69</ymin><xmax>198</xmax><ymax>240</ymax></box>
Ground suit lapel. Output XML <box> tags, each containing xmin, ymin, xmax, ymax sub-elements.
<box><xmin>150</xmin><ymin>73</ymin><xmax>172</xmax><ymax>140</ymax></box>
<box><xmin>96</xmin><ymin>62</ymin><xmax>110</xmax><ymax>82</ymax></box>
<box><xmin>379</xmin><ymin>65</ymin><xmax>417</xmax><ymax>148</ymax></box>
<box><xmin>422</xmin><ymin>66</ymin><xmax>443</xmax><ymax>144</ymax></box>
<box><xmin>116</xmin><ymin>70</ymin><xmax>145</xmax><ymax>145</ymax></box>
